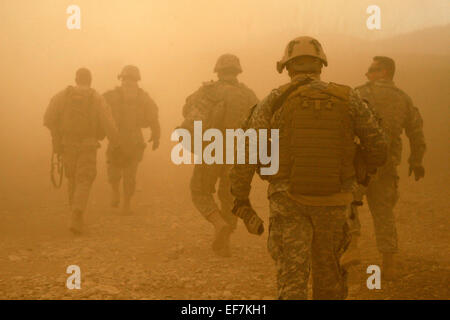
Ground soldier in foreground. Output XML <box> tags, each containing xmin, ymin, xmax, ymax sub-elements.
<box><xmin>180</xmin><ymin>54</ymin><xmax>258</xmax><ymax>257</ymax></box>
<box><xmin>345</xmin><ymin>56</ymin><xmax>426</xmax><ymax>279</ymax></box>
<box><xmin>44</xmin><ymin>68</ymin><xmax>120</xmax><ymax>234</ymax></box>
<box><xmin>230</xmin><ymin>37</ymin><xmax>387</xmax><ymax>299</ymax></box>
<box><xmin>103</xmin><ymin>65</ymin><xmax>161</xmax><ymax>215</ymax></box>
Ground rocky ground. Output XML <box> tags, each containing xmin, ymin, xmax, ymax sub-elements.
<box><xmin>0</xmin><ymin>152</ymin><xmax>448</xmax><ymax>300</ymax></box>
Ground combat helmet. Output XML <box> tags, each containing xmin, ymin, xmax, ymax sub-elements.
<box><xmin>277</xmin><ymin>36</ymin><xmax>328</xmax><ymax>73</ymax></box>
<box><xmin>214</xmin><ymin>54</ymin><xmax>242</xmax><ymax>74</ymax></box>
<box><xmin>118</xmin><ymin>65</ymin><xmax>141</xmax><ymax>81</ymax></box>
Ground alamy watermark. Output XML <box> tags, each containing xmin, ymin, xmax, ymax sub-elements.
<box><xmin>170</xmin><ymin>121</ymin><xmax>279</xmax><ymax>176</ymax></box>
<box><xmin>66</xmin><ymin>265</ymin><xmax>81</xmax><ymax>289</ymax></box>
<box><xmin>366</xmin><ymin>5</ymin><xmax>381</xmax><ymax>30</ymax></box>
<box><xmin>66</xmin><ymin>5</ymin><xmax>81</xmax><ymax>30</ymax></box>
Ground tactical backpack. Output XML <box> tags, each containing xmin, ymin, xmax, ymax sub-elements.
<box><xmin>269</xmin><ymin>81</ymin><xmax>356</xmax><ymax>196</ymax></box>
<box><xmin>60</xmin><ymin>86</ymin><xmax>100</xmax><ymax>140</ymax></box>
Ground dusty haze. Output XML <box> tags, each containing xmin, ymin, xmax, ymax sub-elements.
<box><xmin>0</xmin><ymin>0</ymin><xmax>449</xmax><ymax>299</ymax></box>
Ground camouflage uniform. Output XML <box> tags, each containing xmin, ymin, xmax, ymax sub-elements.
<box><xmin>354</xmin><ymin>80</ymin><xmax>426</xmax><ymax>253</ymax></box>
<box><xmin>44</xmin><ymin>86</ymin><xmax>119</xmax><ymax>215</ymax></box>
<box><xmin>182</xmin><ymin>78</ymin><xmax>258</xmax><ymax>229</ymax></box>
<box><xmin>230</xmin><ymin>73</ymin><xmax>387</xmax><ymax>299</ymax></box>
<box><xmin>103</xmin><ymin>86</ymin><xmax>160</xmax><ymax>202</ymax></box>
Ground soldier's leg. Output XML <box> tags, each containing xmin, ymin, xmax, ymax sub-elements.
<box><xmin>217</xmin><ymin>165</ymin><xmax>237</xmax><ymax>230</ymax></box>
<box><xmin>122</xmin><ymin>160</ymin><xmax>139</xmax><ymax>214</ymax></box>
<box><xmin>107</xmin><ymin>160</ymin><xmax>122</xmax><ymax>208</ymax></box>
<box><xmin>366</xmin><ymin>173</ymin><xmax>399</xmax><ymax>279</ymax></box>
<box><xmin>190</xmin><ymin>164</ymin><xmax>220</xmax><ymax>218</ymax></box>
<box><xmin>190</xmin><ymin>164</ymin><xmax>230</xmax><ymax>256</ymax></box>
<box><xmin>213</xmin><ymin>166</ymin><xmax>236</xmax><ymax>256</ymax></box>
<box><xmin>63</xmin><ymin>148</ymin><xmax>78</xmax><ymax>208</ymax></box>
<box><xmin>70</xmin><ymin>148</ymin><xmax>98</xmax><ymax>233</ymax></box>
<box><xmin>268</xmin><ymin>192</ymin><xmax>313</xmax><ymax>300</ymax></box>
<box><xmin>348</xmin><ymin>184</ymin><xmax>365</xmax><ymax>237</ymax></box>
<box><xmin>341</xmin><ymin>184</ymin><xmax>366</xmax><ymax>268</ymax></box>
<box><xmin>366</xmin><ymin>174</ymin><xmax>399</xmax><ymax>254</ymax></box>
<box><xmin>310</xmin><ymin>205</ymin><xmax>349</xmax><ymax>300</ymax></box>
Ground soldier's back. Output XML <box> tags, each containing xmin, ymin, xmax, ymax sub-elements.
<box><xmin>356</xmin><ymin>80</ymin><xmax>410</xmax><ymax>139</ymax></box>
<box><xmin>183</xmin><ymin>79</ymin><xmax>257</xmax><ymax>130</ymax></box>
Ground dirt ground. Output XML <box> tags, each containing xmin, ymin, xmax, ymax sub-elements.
<box><xmin>0</xmin><ymin>143</ymin><xmax>448</xmax><ymax>300</ymax></box>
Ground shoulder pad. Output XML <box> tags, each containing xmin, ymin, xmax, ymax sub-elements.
<box><xmin>238</xmin><ymin>82</ymin><xmax>249</xmax><ymax>90</ymax></box>
<box><xmin>326</xmin><ymin>82</ymin><xmax>352</xmax><ymax>101</ymax></box>
<box><xmin>390</xmin><ymin>86</ymin><xmax>411</xmax><ymax>102</ymax></box>
<box><xmin>274</xmin><ymin>82</ymin><xmax>294</xmax><ymax>96</ymax></box>
<box><xmin>137</xmin><ymin>87</ymin><xmax>150</xmax><ymax>97</ymax></box>
<box><xmin>65</xmin><ymin>85</ymin><xmax>74</xmax><ymax>95</ymax></box>
<box><xmin>238</xmin><ymin>82</ymin><xmax>257</xmax><ymax>94</ymax></box>
<box><xmin>201</xmin><ymin>80</ymin><xmax>216</xmax><ymax>88</ymax></box>
<box><xmin>374</xmin><ymin>82</ymin><xmax>412</xmax><ymax>103</ymax></box>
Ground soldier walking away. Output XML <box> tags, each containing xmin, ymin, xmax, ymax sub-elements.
<box><xmin>44</xmin><ymin>68</ymin><xmax>121</xmax><ymax>234</ymax></box>
<box><xmin>103</xmin><ymin>65</ymin><xmax>161</xmax><ymax>215</ymax></box>
<box><xmin>229</xmin><ymin>37</ymin><xmax>388</xmax><ymax>299</ymax></box>
<box><xmin>179</xmin><ymin>54</ymin><xmax>258</xmax><ymax>257</ymax></box>
<box><xmin>345</xmin><ymin>56</ymin><xmax>426</xmax><ymax>280</ymax></box>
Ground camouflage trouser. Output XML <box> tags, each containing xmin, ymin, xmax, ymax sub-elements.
<box><xmin>190</xmin><ymin>164</ymin><xmax>237</xmax><ymax>230</ymax></box>
<box><xmin>63</xmin><ymin>146</ymin><xmax>98</xmax><ymax>213</ymax></box>
<box><xmin>353</xmin><ymin>171</ymin><xmax>399</xmax><ymax>253</ymax></box>
<box><xmin>107</xmin><ymin>160</ymin><xmax>140</xmax><ymax>198</ymax></box>
<box><xmin>106</xmin><ymin>145</ymin><xmax>144</xmax><ymax>198</ymax></box>
<box><xmin>268</xmin><ymin>192</ymin><xmax>350</xmax><ymax>300</ymax></box>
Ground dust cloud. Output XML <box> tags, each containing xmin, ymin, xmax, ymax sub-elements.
<box><xmin>0</xmin><ymin>0</ymin><xmax>448</xmax><ymax>299</ymax></box>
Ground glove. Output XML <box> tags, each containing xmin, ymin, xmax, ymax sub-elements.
<box><xmin>232</xmin><ymin>199</ymin><xmax>264</xmax><ymax>236</ymax></box>
<box><xmin>409</xmin><ymin>165</ymin><xmax>425</xmax><ymax>181</ymax></box>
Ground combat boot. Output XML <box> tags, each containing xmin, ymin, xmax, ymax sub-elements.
<box><xmin>340</xmin><ymin>235</ymin><xmax>361</xmax><ymax>270</ymax></box>
<box><xmin>208</xmin><ymin>211</ymin><xmax>232</xmax><ymax>257</ymax></box>
<box><xmin>70</xmin><ymin>209</ymin><xmax>83</xmax><ymax>235</ymax></box>
<box><xmin>382</xmin><ymin>253</ymin><xmax>397</xmax><ymax>280</ymax></box>
<box><xmin>111</xmin><ymin>183</ymin><xmax>120</xmax><ymax>208</ymax></box>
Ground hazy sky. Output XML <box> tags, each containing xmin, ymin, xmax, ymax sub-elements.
<box><xmin>1</xmin><ymin>0</ymin><xmax>448</xmax><ymax>68</ymax></box>
<box><xmin>0</xmin><ymin>0</ymin><xmax>448</xmax><ymax>109</ymax></box>
<box><xmin>1</xmin><ymin>0</ymin><xmax>449</xmax><ymax>43</ymax></box>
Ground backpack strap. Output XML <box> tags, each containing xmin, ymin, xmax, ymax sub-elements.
<box><xmin>271</xmin><ymin>78</ymin><xmax>313</xmax><ymax>115</ymax></box>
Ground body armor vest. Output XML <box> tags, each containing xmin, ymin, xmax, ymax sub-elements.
<box><xmin>271</xmin><ymin>82</ymin><xmax>355</xmax><ymax>195</ymax></box>
<box><xmin>200</xmin><ymin>81</ymin><xmax>254</xmax><ymax>131</ymax></box>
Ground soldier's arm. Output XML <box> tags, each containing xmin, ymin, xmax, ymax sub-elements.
<box><xmin>144</xmin><ymin>94</ymin><xmax>161</xmax><ymax>143</ymax></box>
<box><xmin>44</xmin><ymin>91</ymin><xmax>65</xmax><ymax>152</ymax></box>
<box><xmin>94</xmin><ymin>93</ymin><xmax>120</xmax><ymax>147</ymax></box>
<box><xmin>349</xmin><ymin>90</ymin><xmax>387</xmax><ymax>172</ymax></box>
<box><xmin>403</xmin><ymin>95</ymin><xmax>426</xmax><ymax>167</ymax></box>
<box><xmin>241</xmin><ymin>84</ymin><xmax>259</xmax><ymax>106</ymax></box>
<box><xmin>43</xmin><ymin>91</ymin><xmax>65</xmax><ymax>131</ymax></box>
<box><xmin>229</xmin><ymin>92</ymin><xmax>275</xmax><ymax>200</ymax></box>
